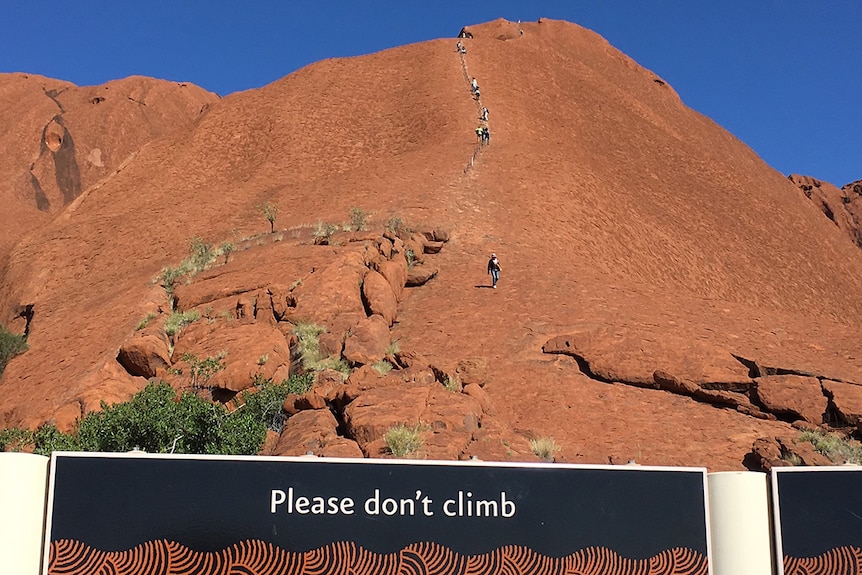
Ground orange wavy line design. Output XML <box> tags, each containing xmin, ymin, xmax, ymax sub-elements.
<box><xmin>784</xmin><ymin>546</ymin><xmax>862</xmax><ymax>575</ymax></box>
<box><xmin>49</xmin><ymin>540</ymin><xmax>707</xmax><ymax>575</ymax></box>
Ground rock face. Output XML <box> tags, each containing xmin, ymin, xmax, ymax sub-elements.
<box><xmin>0</xmin><ymin>73</ymin><xmax>218</xmax><ymax>262</ymax></box>
<box><xmin>789</xmin><ymin>174</ymin><xmax>862</xmax><ymax>248</ymax></box>
<box><xmin>2</xmin><ymin>19</ymin><xmax>862</xmax><ymax>471</ymax></box>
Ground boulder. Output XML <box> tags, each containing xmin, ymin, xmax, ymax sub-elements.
<box><xmin>268</xmin><ymin>286</ymin><xmax>295</xmax><ymax>322</ymax></box>
<box><xmin>754</xmin><ymin>375</ymin><xmax>826</xmax><ymax>424</ymax></box>
<box><xmin>284</xmin><ymin>250</ymin><xmax>368</xmax><ymax>332</ymax></box>
<box><xmin>463</xmin><ymin>383</ymin><xmax>495</xmax><ymax>415</ymax></box>
<box><xmin>455</xmin><ymin>357</ymin><xmax>489</xmax><ymax>387</ymax></box>
<box><xmin>398</xmin><ymin>364</ymin><xmax>437</xmax><ymax>387</ymax></box>
<box><xmin>343</xmin><ymin>386</ymin><xmax>432</xmax><ymax>449</ymax></box>
<box><xmin>423</xmin><ymin>241</ymin><xmax>445</xmax><ymax>254</ymax></box>
<box><xmin>405</xmin><ymin>265</ymin><xmax>438</xmax><ymax>287</ymax></box>
<box><xmin>117</xmin><ymin>327</ymin><xmax>171</xmax><ymax>378</ymax></box>
<box><xmin>362</xmin><ymin>270</ymin><xmax>398</xmax><ymax>326</ymax></box>
<box><xmin>746</xmin><ymin>435</ymin><xmax>832</xmax><ymax>471</ymax></box>
<box><xmin>272</xmin><ymin>409</ymin><xmax>342</xmax><ymax>456</ymax></box>
<box><xmin>421</xmin><ymin>430</ymin><xmax>472</xmax><ymax>460</ymax></box>
<box><xmin>377</xmin><ymin>238</ymin><xmax>392</xmax><ymax>259</ymax></box>
<box><xmin>404</xmin><ymin>233</ymin><xmax>427</xmax><ymax>263</ymax></box>
<box><xmin>376</xmin><ymin>258</ymin><xmax>408</xmax><ymax>301</ymax></box>
<box><xmin>652</xmin><ymin>370</ymin><xmax>698</xmax><ymax>395</ymax></box>
<box><xmin>821</xmin><ymin>380</ymin><xmax>862</xmax><ymax>426</ymax></box>
<box><xmin>283</xmin><ymin>369</ymin><xmax>345</xmax><ymax>415</ymax></box>
<box><xmin>343</xmin><ymin>315</ymin><xmax>390</xmax><ymax>366</ymax></box>
<box><xmin>318</xmin><ymin>437</ymin><xmax>364</xmax><ymax>458</ymax></box>
<box><xmin>422</xmin><ymin>228</ymin><xmax>450</xmax><ymax>242</ymax></box>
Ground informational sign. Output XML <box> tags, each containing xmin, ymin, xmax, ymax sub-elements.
<box><xmin>44</xmin><ymin>453</ymin><xmax>711</xmax><ymax>575</ymax></box>
<box><xmin>773</xmin><ymin>467</ymin><xmax>862</xmax><ymax>575</ymax></box>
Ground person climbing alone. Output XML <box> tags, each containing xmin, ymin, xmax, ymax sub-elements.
<box><xmin>487</xmin><ymin>253</ymin><xmax>501</xmax><ymax>288</ymax></box>
<box><xmin>481</xmin><ymin>107</ymin><xmax>488</xmax><ymax>121</ymax></box>
<box><xmin>471</xmin><ymin>77</ymin><xmax>478</xmax><ymax>93</ymax></box>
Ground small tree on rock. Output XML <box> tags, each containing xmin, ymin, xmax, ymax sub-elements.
<box><xmin>258</xmin><ymin>202</ymin><xmax>279</xmax><ymax>233</ymax></box>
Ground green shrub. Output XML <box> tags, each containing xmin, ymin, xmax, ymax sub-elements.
<box><xmin>285</xmin><ymin>372</ymin><xmax>315</xmax><ymax>395</ymax></box>
<box><xmin>372</xmin><ymin>360</ymin><xmax>392</xmax><ymax>375</ymax></box>
<box><xmin>241</xmin><ymin>374</ymin><xmax>312</xmax><ymax>433</ymax></box>
<box><xmin>180</xmin><ymin>352</ymin><xmax>226</xmax><ymax>389</ymax></box>
<box><xmin>159</xmin><ymin>237</ymin><xmax>218</xmax><ymax>304</ymax></box>
<box><xmin>164</xmin><ymin>310</ymin><xmax>201</xmax><ymax>337</ymax></box>
<box><xmin>135</xmin><ymin>312</ymin><xmax>157</xmax><ymax>331</ymax></box>
<box><xmin>73</xmin><ymin>381</ymin><xmax>264</xmax><ymax>455</ymax></box>
<box><xmin>530</xmin><ymin>436</ymin><xmax>560</xmax><ymax>462</ymax></box>
<box><xmin>385</xmin><ymin>424</ymin><xmax>423</xmax><ymax>458</ymax></box>
<box><xmin>385</xmin><ymin>215</ymin><xmax>405</xmax><ymax>236</ymax></box>
<box><xmin>316</xmin><ymin>357</ymin><xmax>352</xmax><ymax>379</ymax></box>
<box><xmin>443</xmin><ymin>374</ymin><xmax>461</xmax><ymax>392</ymax></box>
<box><xmin>349</xmin><ymin>207</ymin><xmax>369</xmax><ymax>231</ymax></box>
<box><xmin>386</xmin><ymin>339</ymin><xmax>400</xmax><ymax>356</ymax></box>
<box><xmin>0</xmin><ymin>427</ymin><xmax>34</xmax><ymax>452</ymax></box>
<box><xmin>0</xmin><ymin>324</ymin><xmax>28</xmax><ymax>377</ymax></box>
<box><xmin>799</xmin><ymin>429</ymin><xmax>862</xmax><ymax>464</ymax></box>
<box><xmin>187</xmin><ymin>237</ymin><xmax>215</xmax><ymax>273</ymax></box>
<box><xmin>290</xmin><ymin>323</ymin><xmax>351</xmax><ymax>378</ymax></box>
<box><xmin>292</xmin><ymin>322</ymin><xmax>326</xmax><ymax>369</ymax></box>
<box><xmin>0</xmin><ymin>377</ymin><xmax>312</xmax><ymax>456</ymax></box>
<box><xmin>160</xmin><ymin>265</ymin><xmax>184</xmax><ymax>301</ymax></box>
<box><xmin>405</xmin><ymin>248</ymin><xmax>416</xmax><ymax>269</ymax></box>
<box><xmin>312</xmin><ymin>221</ymin><xmax>337</xmax><ymax>243</ymax></box>
<box><xmin>219</xmin><ymin>241</ymin><xmax>234</xmax><ymax>264</ymax></box>
<box><xmin>33</xmin><ymin>423</ymin><xmax>81</xmax><ymax>455</ymax></box>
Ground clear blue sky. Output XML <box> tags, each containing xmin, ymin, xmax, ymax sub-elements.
<box><xmin>2</xmin><ymin>1</ymin><xmax>859</xmax><ymax>187</ymax></box>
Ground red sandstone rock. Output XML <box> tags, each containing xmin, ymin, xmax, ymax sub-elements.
<box><xmin>423</xmin><ymin>241</ymin><xmax>445</xmax><ymax>254</ymax></box>
<box><xmin>171</xmin><ymin>321</ymin><xmax>290</xmax><ymax>392</ymax></box>
<box><xmin>343</xmin><ymin>386</ymin><xmax>432</xmax><ymax>449</ymax></box>
<box><xmin>376</xmin><ymin>257</ymin><xmax>408</xmax><ymax>302</ymax></box>
<box><xmin>755</xmin><ymin>375</ymin><xmax>826</xmax><ymax>424</ymax></box>
<box><xmin>463</xmin><ymin>383</ymin><xmax>495</xmax><ymax>415</ymax></box>
<box><xmin>2</xmin><ymin>19</ymin><xmax>862</xmax><ymax>472</ymax></box>
<box><xmin>405</xmin><ymin>265</ymin><xmax>438</xmax><ymax>287</ymax></box>
<box><xmin>342</xmin><ymin>314</ymin><xmax>390</xmax><ymax>366</ymax></box>
<box><xmin>116</xmin><ymin>327</ymin><xmax>172</xmax><ymax>379</ymax></box>
<box><xmin>0</xmin><ymin>73</ymin><xmax>218</xmax><ymax>263</ymax></box>
<box><xmin>362</xmin><ymin>269</ymin><xmax>398</xmax><ymax>326</ymax></box>
<box><xmin>421</xmin><ymin>387</ymin><xmax>482</xmax><ymax>433</ymax></box>
<box><xmin>821</xmin><ymin>380</ymin><xmax>862</xmax><ymax>427</ymax></box>
<box><xmin>273</xmin><ymin>409</ymin><xmax>343</xmax><ymax>456</ymax></box>
<box><xmin>455</xmin><ymin>357</ymin><xmax>489</xmax><ymax>387</ymax></box>
<box><xmin>789</xmin><ymin>174</ymin><xmax>862</xmax><ymax>248</ymax></box>
<box><xmin>286</xmin><ymin>250</ymin><xmax>368</xmax><ymax>340</ymax></box>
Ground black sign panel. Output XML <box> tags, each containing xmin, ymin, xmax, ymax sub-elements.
<box><xmin>45</xmin><ymin>453</ymin><xmax>710</xmax><ymax>575</ymax></box>
<box><xmin>773</xmin><ymin>467</ymin><xmax>862</xmax><ymax>575</ymax></box>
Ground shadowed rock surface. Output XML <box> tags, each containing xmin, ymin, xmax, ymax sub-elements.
<box><xmin>1</xmin><ymin>18</ymin><xmax>861</xmax><ymax>470</ymax></box>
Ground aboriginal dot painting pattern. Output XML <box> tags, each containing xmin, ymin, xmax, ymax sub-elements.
<box><xmin>49</xmin><ymin>540</ymin><xmax>707</xmax><ymax>575</ymax></box>
<box><xmin>784</xmin><ymin>547</ymin><xmax>862</xmax><ymax>574</ymax></box>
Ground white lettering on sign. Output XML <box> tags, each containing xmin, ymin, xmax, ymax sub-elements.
<box><xmin>443</xmin><ymin>491</ymin><xmax>516</xmax><ymax>517</ymax></box>
<box><xmin>270</xmin><ymin>488</ymin><xmax>515</xmax><ymax>518</ymax></box>
<box><xmin>270</xmin><ymin>488</ymin><xmax>355</xmax><ymax>515</ymax></box>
